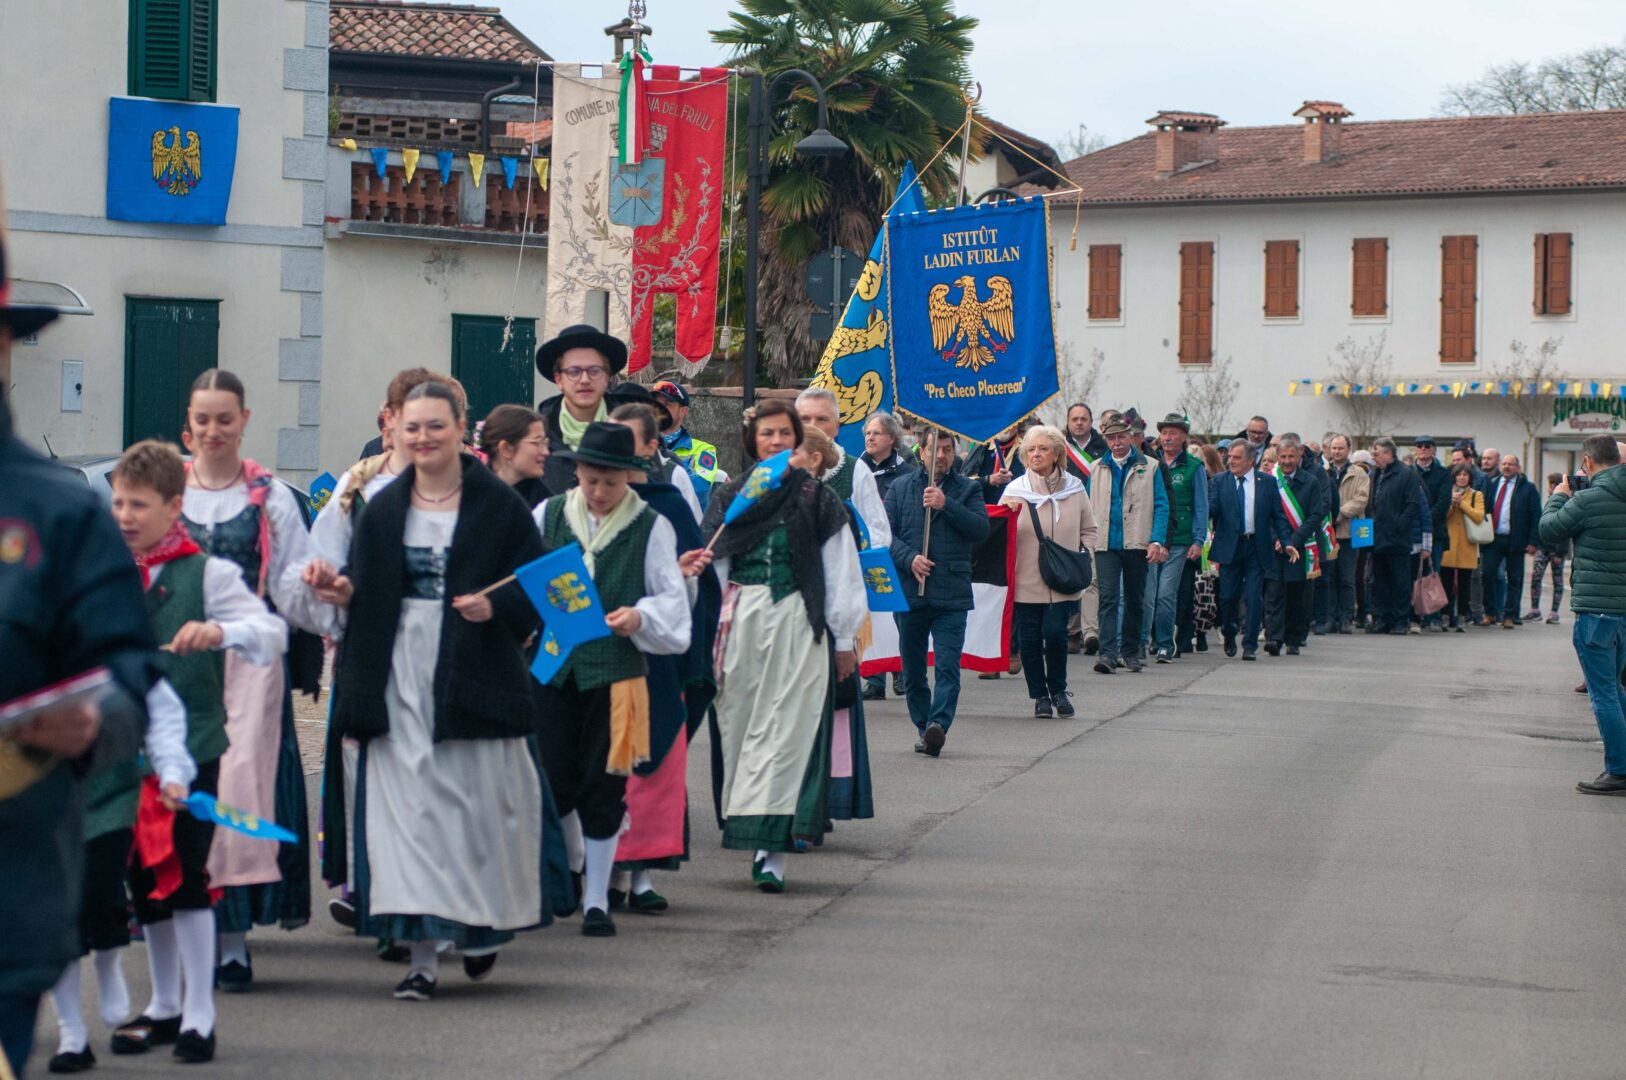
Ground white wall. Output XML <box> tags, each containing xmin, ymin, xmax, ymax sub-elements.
<box><xmin>1053</xmin><ymin>192</ymin><xmax>1626</xmax><ymax>456</ymax></box>
<box><xmin>320</xmin><ymin>234</ymin><xmax>551</xmax><ymax>470</ymax></box>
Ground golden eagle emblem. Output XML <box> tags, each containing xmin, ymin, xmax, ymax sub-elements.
<box><xmin>151</xmin><ymin>126</ymin><xmax>202</xmax><ymax>196</ymax></box>
<box><xmin>546</xmin><ymin>572</ymin><xmax>591</xmax><ymax>614</ymax></box>
<box><xmin>864</xmin><ymin>566</ymin><xmax>896</xmax><ymax>595</ymax></box>
<box><xmin>927</xmin><ymin>274</ymin><xmax>1014</xmax><ymax>372</ymax></box>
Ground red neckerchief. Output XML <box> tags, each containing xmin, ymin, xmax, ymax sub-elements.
<box><xmin>135</xmin><ymin>521</ymin><xmax>202</xmax><ymax>589</ymax></box>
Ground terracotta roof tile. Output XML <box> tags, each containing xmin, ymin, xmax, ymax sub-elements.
<box><xmin>330</xmin><ymin>1</ymin><xmax>548</xmax><ymax>63</ymax></box>
<box><xmin>507</xmin><ymin>118</ymin><xmax>552</xmax><ymax>146</ymax></box>
<box><xmin>1034</xmin><ymin>110</ymin><xmax>1626</xmax><ymax>206</ymax></box>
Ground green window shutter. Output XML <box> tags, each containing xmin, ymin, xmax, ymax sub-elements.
<box><xmin>128</xmin><ymin>0</ymin><xmax>216</xmax><ymax>102</ymax></box>
<box><xmin>451</xmin><ymin>315</ymin><xmax>537</xmax><ymax>424</ymax></box>
<box><xmin>124</xmin><ymin>298</ymin><xmax>220</xmax><ymax>447</ymax></box>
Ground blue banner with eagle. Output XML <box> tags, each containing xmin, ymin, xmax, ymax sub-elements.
<box><xmin>106</xmin><ymin>97</ymin><xmax>239</xmax><ymax>226</ymax></box>
<box><xmin>885</xmin><ymin>198</ymin><xmax>1060</xmax><ymax>444</ymax></box>
<box><xmin>811</xmin><ymin>163</ymin><xmax>926</xmax><ymax>458</ymax></box>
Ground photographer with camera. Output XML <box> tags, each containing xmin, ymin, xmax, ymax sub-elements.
<box><xmin>1539</xmin><ymin>435</ymin><xmax>1626</xmax><ymax>795</ymax></box>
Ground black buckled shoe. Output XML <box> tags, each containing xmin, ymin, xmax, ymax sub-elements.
<box><xmin>172</xmin><ymin>1029</ymin><xmax>214</xmax><ymax>1064</ymax></box>
<box><xmin>216</xmin><ymin>956</ymin><xmax>252</xmax><ymax>994</ymax></box>
<box><xmin>629</xmin><ymin>889</ymin><xmax>669</xmax><ymax>914</ymax></box>
<box><xmin>48</xmin><ymin>1046</ymin><xmax>96</xmax><ymax>1073</ymax></box>
<box><xmin>111</xmin><ymin>1014</ymin><xmax>181</xmax><ymax>1055</ymax></box>
<box><xmin>582</xmin><ymin>908</ymin><xmax>617</xmax><ymax>937</ymax></box>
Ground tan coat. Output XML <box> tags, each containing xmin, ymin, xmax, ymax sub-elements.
<box><xmin>1330</xmin><ymin>463</ymin><xmax>1371</xmax><ymax>541</ymax></box>
<box><xmin>1442</xmin><ymin>487</ymin><xmax>1486</xmax><ymax>570</ymax></box>
<box><xmin>1088</xmin><ymin>451</ymin><xmax>1161</xmax><ymax>551</ymax></box>
<box><xmin>1005</xmin><ymin>478</ymin><xmax>1098</xmax><ymax>604</ymax></box>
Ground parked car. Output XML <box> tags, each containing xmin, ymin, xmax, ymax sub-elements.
<box><xmin>56</xmin><ymin>454</ymin><xmax>316</xmax><ymax>523</ymax></box>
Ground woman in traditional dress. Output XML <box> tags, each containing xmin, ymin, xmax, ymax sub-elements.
<box><xmin>689</xmin><ymin>400</ymin><xmax>866</xmax><ymax>893</ymax></box>
<box><xmin>479</xmin><ymin>403</ymin><xmax>551</xmax><ymax>509</ymax></box>
<box><xmin>603</xmin><ymin>404</ymin><xmax>719</xmax><ymax>915</ymax></box>
<box><xmin>179</xmin><ymin>369</ymin><xmax>320</xmax><ymax>990</ymax></box>
<box><xmin>310</xmin><ymin>381</ymin><xmax>551</xmax><ymax>1000</ymax></box>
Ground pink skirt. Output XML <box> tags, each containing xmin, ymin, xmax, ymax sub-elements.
<box><xmin>205</xmin><ymin>653</ymin><xmax>284</xmax><ymax>888</ymax></box>
<box><xmin>616</xmin><ymin>734</ymin><xmax>688</xmax><ymax>864</ymax></box>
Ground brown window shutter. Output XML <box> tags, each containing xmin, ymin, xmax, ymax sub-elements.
<box><xmin>1440</xmin><ymin>235</ymin><xmax>1477</xmax><ymax>363</ymax></box>
<box><xmin>1545</xmin><ymin>232</ymin><xmax>1572</xmax><ymax>315</ymax></box>
<box><xmin>1352</xmin><ymin>238</ymin><xmax>1387</xmax><ymax>316</ymax></box>
<box><xmin>1264</xmin><ymin>240</ymin><xmax>1297</xmax><ymax>318</ymax></box>
<box><xmin>1532</xmin><ymin>234</ymin><xmax>1548</xmax><ymax>314</ymax></box>
<box><xmin>1179</xmin><ymin>242</ymin><xmax>1213</xmax><ymax>363</ymax></box>
<box><xmin>1088</xmin><ymin>244</ymin><xmax>1121</xmax><ymax>320</ymax></box>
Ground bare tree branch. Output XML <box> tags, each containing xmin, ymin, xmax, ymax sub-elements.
<box><xmin>1177</xmin><ymin>356</ymin><xmax>1239</xmax><ymax>441</ymax></box>
<box><xmin>1490</xmin><ymin>337</ymin><xmax>1568</xmax><ymax>457</ymax></box>
<box><xmin>1441</xmin><ymin>39</ymin><xmax>1626</xmax><ymax>115</ymax></box>
<box><xmin>1054</xmin><ymin>123</ymin><xmax>1108</xmax><ymax>160</ymax></box>
<box><xmin>1324</xmin><ymin>333</ymin><xmax>1398</xmax><ymax>441</ymax></box>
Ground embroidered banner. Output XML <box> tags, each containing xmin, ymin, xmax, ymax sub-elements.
<box><xmin>545</xmin><ymin>65</ymin><xmax>633</xmax><ymax>345</ymax></box>
<box><xmin>627</xmin><ymin>66</ymin><xmax>728</xmax><ymax>374</ymax></box>
<box><xmin>812</xmin><ymin>164</ymin><xmax>926</xmax><ymax>458</ymax></box>
<box><xmin>885</xmin><ymin>198</ymin><xmax>1060</xmax><ymax>444</ymax></box>
<box><xmin>106</xmin><ymin>97</ymin><xmax>239</xmax><ymax>225</ymax></box>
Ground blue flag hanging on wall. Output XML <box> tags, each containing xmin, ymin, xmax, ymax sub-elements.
<box><xmin>106</xmin><ymin>97</ymin><xmax>240</xmax><ymax>226</ymax></box>
<box><xmin>885</xmin><ymin>198</ymin><xmax>1060</xmax><ymax>444</ymax></box>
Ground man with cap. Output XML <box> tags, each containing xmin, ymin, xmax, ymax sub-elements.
<box><xmin>1411</xmin><ymin>435</ymin><xmax>1453</xmax><ymax>629</ymax></box>
<box><xmin>651</xmin><ymin>380</ymin><xmax>726</xmax><ymax>512</ymax></box>
<box><xmin>531</xmin><ymin>421</ymin><xmax>696</xmax><ymax>938</ymax></box>
<box><xmin>1146</xmin><ymin>413</ymin><xmax>1208</xmax><ymax>662</ymax></box>
<box><xmin>0</xmin><ymin>182</ymin><xmax>155</xmax><ymax>1076</ymax></box>
<box><xmin>535</xmin><ymin>324</ymin><xmax>657</xmax><ymax>495</ymax></box>
<box><xmin>1090</xmin><ymin>416</ymin><xmax>1169</xmax><ymax>673</ymax></box>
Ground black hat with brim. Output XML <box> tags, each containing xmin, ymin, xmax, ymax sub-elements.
<box><xmin>536</xmin><ymin>324</ymin><xmax>629</xmax><ymax>377</ymax></box>
<box><xmin>555</xmin><ymin>421</ymin><xmax>645</xmax><ymax>470</ymax></box>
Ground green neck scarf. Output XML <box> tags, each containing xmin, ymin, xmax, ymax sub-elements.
<box><xmin>558</xmin><ymin>399</ymin><xmax>608</xmax><ymax>450</ymax></box>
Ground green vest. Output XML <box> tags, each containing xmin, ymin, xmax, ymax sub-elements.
<box><xmin>826</xmin><ymin>453</ymin><xmax>857</xmax><ymax>500</ymax></box>
<box><xmin>540</xmin><ymin>499</ymin><xmax>656</xmax><ymax>691</ymax></box>
<box><xmin>83</xmin><ymin>755</ymin><xmax>141</xmax><ymax>841</ymax></box>
<box><xmin>147</xmin><ymin>553</ymin><xmax>229</xmax><ymax>766</ymax></box>
<box><xmin>729</xmin><ymin>526</ymin><xmax>797</xmax><ymax>602</ymax></box>
<box><xmin>1163</xmin><ymin>451</ymin><xmax>1204</xmax><ymax>547</ymax></box>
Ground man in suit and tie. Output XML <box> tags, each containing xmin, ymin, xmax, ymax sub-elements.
<box><xmin>1263</xmin><ymin>434</ymin><xmax>1328</xmax><ymax>656</ymax></box>
<box><xmin>1208</xmin><ymin>441</ymin><xmax>1286</xmax><ymax>660</ymax></box>
<box><xmin>1481</xmin><ymin>452</ymin><xmax>1543</xmax><ymax>627</ymax></box>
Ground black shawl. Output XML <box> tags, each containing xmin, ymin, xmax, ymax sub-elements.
<box><xmin>332</xmin><ymin>455</ymin><xmax>543</xmax><ymax>743</ymax></box>
<box><xmin>700</xmin><ymin>466</ymin><xmax>849</xmax><ymax>642</ymax></box>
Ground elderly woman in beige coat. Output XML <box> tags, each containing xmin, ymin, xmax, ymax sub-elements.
<box><xmin>1001</xmin><ymin>425</ymin><xmax>1098</xmax><ymax>718</ymax></box>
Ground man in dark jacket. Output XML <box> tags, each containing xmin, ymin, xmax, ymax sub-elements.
<box><xmin>1063</xmin><ymin>402</ymin><xmax>1107</xmax><ymax>481</ymax></box>
<box><xmin>885</xmin><ymin>431</ymin><xmax>991</xmax><ymax>757</ymax></box>
<box><xmin>0</xmin><ymin>337</ymin><xmax>154</xmax><ymax>1071</ymax></box>
<box><xmin>1480</xmin><ymin>453</ymin><xmax>1543</xmax><ymax>628</ymax></box>
<box><xmin>1263</xmin><ymin>435</ymin><xmax>1328</xmax><ymax>655</ymax></box>
<box><xmin>1367</xmin><ymin>437</ymin><xmax>1420</xmax><ymax>634</ymax></box>
<box><xmin>1411</xmin><ymin>436</ymin><xmax>1453</xmax><ymax>628</ymax></box>
<box><xmin>1539</xmin><ymin>436</ymin><xmax>1626</xmax><ymax>793</ymax></box>
<box><xmin>962</xmin><ymin>422</ymin><xmax>1025</xmax><ymax>506</ymax></box>
<box><xmin>1208</xmin><ymin>440</ymin><xmax>1286</xmax><ymax>660</ymax></box>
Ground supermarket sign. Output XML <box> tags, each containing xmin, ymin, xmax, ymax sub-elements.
<box><xmin>1553</xmin><ymin>396</ymin><xmax>1626</xmax><ymax>433</ymax></box>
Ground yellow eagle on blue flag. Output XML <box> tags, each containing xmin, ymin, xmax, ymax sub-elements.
<box><xmin>927</xmin><ymin>274</ymin><xmax>1014</xmax><ymax>372</ymax></box>
<box><xmin>152</xmin><ymin>126</ymin><xmax>202</xmax><ymax>196</ymax></box>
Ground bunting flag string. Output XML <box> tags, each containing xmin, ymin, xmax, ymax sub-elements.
<box><xmin>502</xmin><ymin>156</ymin><xmax>518</xmax><ymax>189</ymax></box>
<box><xmin>369</xmin><ymin>146</ymin><xmax>387</xmax><ymax>179</ymax></box>
<box><xmin>1285</xmin><ymin>376</ymin><xmax>1626</xmax><ymax>399</ymax></box>
<box><xmin>436</xmin><ymin>150</ymin><xmax>454</xmax><ymax>185</ymax></box>
<box><xmin>532</xmin><ymin>157</ymin><xmax>549</xmax><ymax>189</ymax></box>
<box><xmin>401</xmin><ymin>148</ymin><xmax>420</xmax><ymax>183</ymax></box>
<box><xmin>468</xmin><ymin>152</ymin><xmax>485</xmax><ymax>186</ymax></box>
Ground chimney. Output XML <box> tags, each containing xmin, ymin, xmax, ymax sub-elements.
<box><xmin>1147</xmin><ymin>111</ymin><xmax>1226</xmax><ymax>177</ymax></box>
<box><xmin>1294</xmin><ymin>101</ymin><xmax>1352</xmax><ymax>163</ymax></box>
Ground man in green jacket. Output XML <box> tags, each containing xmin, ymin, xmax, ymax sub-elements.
<box><xmin>1539</xmin><ymin>434</ymin><xmax>1626</xmax><ymax>794</ymax></box>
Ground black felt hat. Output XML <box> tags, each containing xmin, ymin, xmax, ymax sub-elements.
<box><xmin>556</xmin><ymin>421</ymin><xmax>644</xmax><ymax>470</ymax></box>
<box><xmin>535</xmin><ymin>324</ymin><xmax>629</xmax><ymax>377</ymax></box>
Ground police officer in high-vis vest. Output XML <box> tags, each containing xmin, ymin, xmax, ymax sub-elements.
<box><xmin>652</xmin><ymin>381</ymin><xmax>725</xmax><ymax>512</ymax></box>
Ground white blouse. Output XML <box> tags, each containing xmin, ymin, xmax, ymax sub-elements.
<box><xmin>280</xmin><ymin>467</ymin><xmax>400</xmax><ymax>638</ymax></box>
<box><xmin>184</xmin><ymin>479</ymin><xmax>320</xmax><ymax>634</ymax></box>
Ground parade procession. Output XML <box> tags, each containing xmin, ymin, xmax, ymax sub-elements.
<box><xmin>8</xmin><ymin>1</ymin><xmax>1626</xmax><ymax>1077</ymax></box>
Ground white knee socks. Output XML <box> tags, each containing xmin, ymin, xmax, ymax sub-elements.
<box><xmin>631</xmin><ymin>869</ymin><xmax>654</xmax><ymax>896</ymax></box>
<box><xmin>561</xmin><ymin>811</ymin><xmax>585</xmax><ymax>874</ymax></box>
<box><xmin>582</xmin><ymin>836</ymin><xmax>619</xmax><ymax>915</ymax></box>
<box><xmin>408</xmin><ymin>940</ymin><xmax>441</xmax><ymax>982</ymax></box>
<box><xmin>141</xmin><ymin>919</ymin><xmax>182</xmax><ymax>1021</ymax></box>
<box><xmin>93</xmin><ymin>947</ymin><xmax>131</xmax><ymax>1026</ymax></box>
<box><xmin>217</xmin><ymin>930</ymin><xmax>249</xmax><ymax>967</ymax></box>
<box><xmin>173</xmin><ymin>908</ymin><xmax>217</xmax><ymax>1037</ymax></box>
<box><xmin>49</xmin><ymin>962</ymin><xmax>87</xmax><ymax>1055</ymax></box>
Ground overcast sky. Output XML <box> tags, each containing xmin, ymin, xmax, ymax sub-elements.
<box><xmin>503</xmin><ymin>0</ymin><xmax>1620</xmax><ymax>152</ymax></box>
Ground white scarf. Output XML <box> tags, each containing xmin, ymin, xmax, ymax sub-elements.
<box><xmin>1003</xmin><ymin>468</ymin><xmax>1085</xmax><ymax>508</ymax></box>
<box><xmin>563</xmin><ymin>485</ymin><xmax>646</xmax><ymax>574</ymax></box>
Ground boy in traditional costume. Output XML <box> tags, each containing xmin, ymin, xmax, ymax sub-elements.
<box><xmin>533</xmin><ymin>421</ymin><xmax>696</xmax><ymax>937</ymax></box>
<box><xmin>105</xmin><ymin>441</ymin><xmax>286</xmax><ymax>1063</ymax></box>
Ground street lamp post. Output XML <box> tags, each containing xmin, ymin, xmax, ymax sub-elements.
<box><xmin>738</xmin><ymin>67</ymin><xmax>848</xmax><ymax>413</ymax></box>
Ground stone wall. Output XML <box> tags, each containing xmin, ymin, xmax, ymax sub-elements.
<box><xmin>687</xmin><ymin>386</ymin><xmax>800</xmax><ymax>475</ymax></box>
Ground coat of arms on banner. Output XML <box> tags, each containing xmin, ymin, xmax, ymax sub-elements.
<box><xmin>927</xmin><ymin>274</ymin><xmax>1015</xmax><ymax>372</ymax></box>
<box><xmin>609</xmin><ymin>158</ymin><xmax>665</xmax><ymax>227</ymax></box>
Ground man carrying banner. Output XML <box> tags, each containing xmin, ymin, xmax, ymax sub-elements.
<box><xmin>652</xmin><ymin>381</ymin><xmax>725</xmax><ymax>511</ymax></box>
<box><xmin>884</xmin><ymin>431</ymin><xmax>990</xmax><ymax>757</ymax></box>
<box><xmin>1263</xmin><ymin>434</ymin><xmax>1328</xmax><ymax>656</ymax></box>
<box><xmin>532</xmin><ymin>422</ymin><xmax>695</xmax><ymax>938</ymax></box>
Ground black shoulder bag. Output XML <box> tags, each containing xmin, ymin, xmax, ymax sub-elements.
<box><xmin>1026</xmin><ymin>501</ymin><xmax>1093</xmax><ymax>594</ymax></box>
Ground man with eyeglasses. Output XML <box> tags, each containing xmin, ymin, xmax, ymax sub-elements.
<box><xmin>534</xmin><ymin>324</ymin><xmax>658</xmax><ymax>493</ymax></box>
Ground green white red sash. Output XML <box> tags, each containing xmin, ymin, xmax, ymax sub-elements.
<box><xmin>1276</xmin><ymin>472</ymin><xmax>1322</xmax><ymax>578</ymax></box>
<box><xmin>1063</xmin><ymin>438</ymin><xmax>1094</xmax><ymax>478</ymax></box>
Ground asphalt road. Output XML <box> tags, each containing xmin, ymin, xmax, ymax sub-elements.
<box><xmin>38</xmin><ymin>619</ymin><xmax>1622</xmax><ymax>1079</ymax></box>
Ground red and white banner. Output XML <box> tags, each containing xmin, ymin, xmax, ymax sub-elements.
<box><xmin>860</xmin><ymin>506</ymin><xmax>1016</xmax><ymax>676</ymax></box>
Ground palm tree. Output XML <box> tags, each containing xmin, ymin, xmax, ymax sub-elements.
<box><xmin>713</xmin><ymin>0</ymin><xmax>978</xmax><ymax>385</ymax></box>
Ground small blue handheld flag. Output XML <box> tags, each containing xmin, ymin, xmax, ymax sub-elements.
<box><xmin>308</xmin><ymin>471</ymin><xmax>337</xmax><ymax>514</ymax></box>
<box><xmin>859</xmin><ymin>549</ymin><xmax>911</xmax><ymax>613</ymax></box>
<box><xmin>724</xmin><ymin>449</ymin><xmax>794</xmax><ymax>525</ymax></box>
<box><xmin>185</xmin><ymin>793</ymin><xmax>297</xmax><ymax>843</ymax></box>
<box><xmin>530</xmin><ymin>627</ymin><xmax>569</xmax><ymax>685</ymax></box>
<box><xmin>515</xmin><ymin>544</ymin><xmax>612</xmax><ymax>685</ymax></box>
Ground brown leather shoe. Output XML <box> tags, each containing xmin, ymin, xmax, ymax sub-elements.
<box><xmin>1577</xmin><ymin>682</ymin><xmax>1589</xmax><ymax>694</ymax></box>
<box><xmin>1502</xmin><ymin>618</ymin><xmax>1515</xmax><ymax>629</ymax></box>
